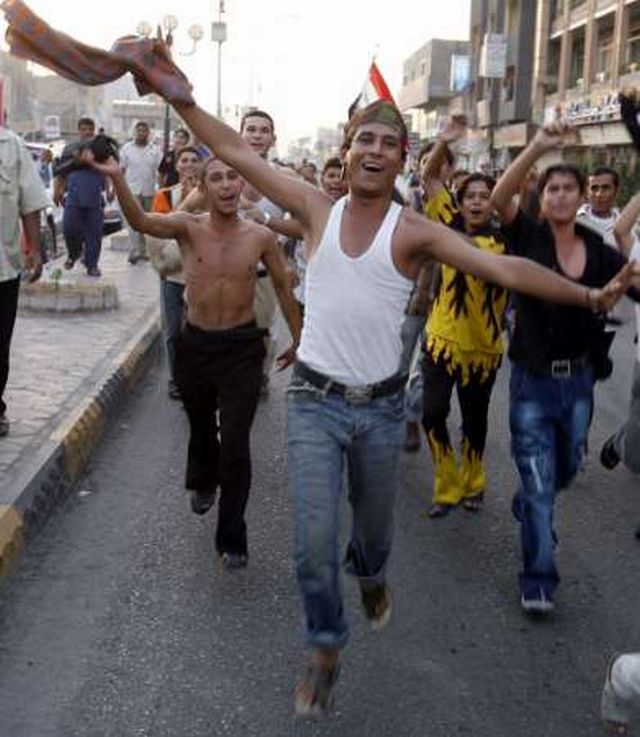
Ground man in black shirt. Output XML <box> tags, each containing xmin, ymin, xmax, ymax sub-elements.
<box><xmin>491</xmin><ymin>118</ymin><xmax>640</xmax><ymax>615</ymax></box>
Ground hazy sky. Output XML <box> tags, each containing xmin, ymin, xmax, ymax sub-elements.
<box><xmin>2</xmin><ymin>0</ymin><xmax>471</xmax><ymax>147</ymax></box>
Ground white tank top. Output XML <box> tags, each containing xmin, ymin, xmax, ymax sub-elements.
<box><xmin>298</xmin><ymin>196</ymin><xmax>414</xmax><ymax>386</ymax></box>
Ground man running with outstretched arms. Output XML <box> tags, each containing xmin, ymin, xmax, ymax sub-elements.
<box><xmin>157</xmin><ymin>92</ymin><xmax>636</xmax><ymax>713</ymax></box>
<box><xmin>6</xmin><ymin>7</ymin><xmax>635</xmax><ymax>712</ymax></box>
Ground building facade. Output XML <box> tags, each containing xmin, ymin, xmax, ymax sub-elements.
<box><xmin>397</xmin><ymin>38</ymin><xmax>471</xmax><ymax>143</ymax></box>
<box><xmin>534</xmin><ymin>0</ymin><xmax>640</xmax><ymax>177</ymax></box>
<box><xmin>399</xmin><ymin>0</ymin><xmax>640</xmax><ymax>186</ymax></box>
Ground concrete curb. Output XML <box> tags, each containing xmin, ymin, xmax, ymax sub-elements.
<box><xmin>0</xmin><ymin>309</ymin><xmax>161</xmax><ymax>576</ymax></box>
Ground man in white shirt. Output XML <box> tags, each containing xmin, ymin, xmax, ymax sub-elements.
<box><xmin>0</xmin><ymin>127</ymin><xmax>50</xmax><ymax>436</ymax></box>
<box><xmin>239</xmin><ymin>110</ymin><xmax>287</xmax><ymax>394</ymax></box>
<box><xmin>120</xmin><ymin>121</ymin><xmax>162</xmax><ymax>263</ymax></box>
<box><xmin>577</xmin><ymin>166</ymin><xmax>621</xmax><ymax>248</ymax></box>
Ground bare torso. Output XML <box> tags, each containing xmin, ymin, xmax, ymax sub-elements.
<box><xmin>178</xmin><ymin>213</ymin><xmax>268</xmax><ymax>330</ymax></box>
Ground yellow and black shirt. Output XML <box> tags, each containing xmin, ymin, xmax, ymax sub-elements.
<box><xmin>424</xmin><ymin>186</ymin><xmax>507</xmax><ymax>384</ymax></box>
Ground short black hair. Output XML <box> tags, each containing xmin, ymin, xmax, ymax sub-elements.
<box><xmin>589</xmin><ymin>166</ymin><xmax>619</xmax><ymax>190</ymax></box>
<box><xmin>456</xmin><ymin>172</ymin><xmax>496</xmax><ymax>204</ymax></box>
<box><xmin>451</xmin><ymin>168</ymin><xmax>470</xmax><ymax>182</ymax></box>
<box><xmin>175</xmin><ymin>145</ymin><xmax>202</xmax><ymax>162</ymax></box>
<box><xmin>77</xmin><ymin>117</ymin><xmax>95</xmax><ymax>129</ymax></box>
<box><xmin>322</xmin><ymin>156</ymin><xmax>342</xmax><ymax>175</ymax></box>
<box><xmin>240</xmin><ymin>109</ymin><xmax>275</xmax><ymax>133</ymax></box>
<box><xmin>538</xmin><ymin>163</ymin><xmax>586</xmax><ymax>195</ymax></box>
<box><xmin>418</xmin><ymin>140</ymin><xmax>454</xmax><ymax>168</ymax></box>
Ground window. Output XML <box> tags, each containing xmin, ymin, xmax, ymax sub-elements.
<box><xmin>550</xmin><ymin>0</ymin><xmax>564</xmax><ymax>19</ymax></box>
<box><xmin>569</xmin><ymin>29</ymin><xmax>585</xmax><ymax>87</ymax></box>
<box><xmin>627</xmin><ymin>3</ymin><xmax>640</xmax><ymax>69</ymax></box>
<box><xmin>594</xmin><ymin>14</ymin><xmax>614</xmax><ymax>81</ymax></box>
<box><xmin>547</xmin><ymin>37</ymin><xmax>561</xmax><ymax>93</ymax></box>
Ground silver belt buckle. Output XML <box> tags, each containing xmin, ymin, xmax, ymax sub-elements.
<box><xmin>344</xmin><ymin>385</ymin><xmax>374</xmax><ymax>405</ymax></box>
<box><xmin>551</xmin><ymin>359</ymin><xmax>571</xmax><ymax>378</ymax></box>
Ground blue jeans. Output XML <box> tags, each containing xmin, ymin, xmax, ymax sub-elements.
<box><xmin>509</xmin><ymin>363</ymin><xmax>594</xmax><ymax>599</ymax></box>
<box><xmin>63</xmin><ymin>205</ymin><xmax>104</xmax><ymax>269</ymax></box>
<box><xmin>287</xmin><ymin>370</ymin><xmax>404</xmax><ymax>650</ymax></box>
<box><xmin>160</xmin><ymin>279</ymin><xmax>185</xmax><ymax>381</ymax></box>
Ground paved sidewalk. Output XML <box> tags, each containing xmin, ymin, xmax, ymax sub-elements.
<box><xmin>0</xmin><ymin>237</ymin><xmax>162</xmax><ymax>573</ymax></box>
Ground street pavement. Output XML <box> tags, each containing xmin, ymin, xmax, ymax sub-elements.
<box><xmin>0</xmin><ymin>244</ymin><xmax>159</xmax><ymax>486</ymax></box>
<box><xmin>0</xmin><ymin>237</ymin><xmax>161</xmax><ymax>576</ymax></box>
<box><xmin>0</xmin><ymin>301</ymin><xmax>638</xmax><ymax>736</ymax></box>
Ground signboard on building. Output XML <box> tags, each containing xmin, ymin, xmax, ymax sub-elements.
<box><xmin>450</xmin><ymin>54</ymin><xmax>471</xmax><ymax>93</ymax></box>
<box><xmin>43</xmin><ymin>114</ymin><xmax>60</xmax><ymax>140</ymax></box>
<box><xmin>479</xmin><ymin>33</ymin><xmax>507</xmax><ymax>78</ymax></box>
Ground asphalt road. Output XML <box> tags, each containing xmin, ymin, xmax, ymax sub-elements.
<box><xmin>0</xmin><ymin>308</ymin><xmax>639</xmax><ymax>737</ymax></box>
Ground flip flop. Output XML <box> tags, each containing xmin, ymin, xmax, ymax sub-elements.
<box><xmin>462</xmin><ymin>492</ymin><xmax>484</xmax><ymax>512</ymax></box>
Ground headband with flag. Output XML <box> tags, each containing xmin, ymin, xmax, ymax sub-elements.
<box><xmin>348</xmin><ymin>61</ymin><xmax>396</xmax><ymax>119</ymax></box>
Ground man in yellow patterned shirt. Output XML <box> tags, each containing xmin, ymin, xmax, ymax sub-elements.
<box><xmin>421</xmin><ymin>117</ymin><xmax>507</xmax><ymax>517</ymax></box>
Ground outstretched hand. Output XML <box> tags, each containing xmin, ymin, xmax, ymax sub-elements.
<box><xmin>534</xmin><ymin>106</ymin><xmax>580</xmax><ymax>150</ymax></box>
<box><xmin>276</xmin><ymin>343</ymin><xmax>298</xmax><ymax>371</ymax></box>
<box><xmin>80</xmin><ymin>150</ymin><xmax>122</xmax><ymax>178</ymax></box>
<box><xmin>594</xmin><ymin>261</ymin><xmax>640</xmax><ymax>312</ymax></box>
<box><xmin>438</xmin><ymin>114</ymin><xmax>467</xmax><ymax>145</ymax></box>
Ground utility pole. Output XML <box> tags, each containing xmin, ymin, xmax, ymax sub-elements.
<box><xmin>211</xmin><ymin>1</ymin><xmax>228</xmax><ymax>120</ymax></box>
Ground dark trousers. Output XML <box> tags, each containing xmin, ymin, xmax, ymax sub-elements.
<box><xmin>174</xmin><ymin>322</ymin><xmax>265</xmax><ymax>556</ymax></box>
<box><xmin>0</xmin><ymin>278</ymin><xmax>20</xmax><ymax>416</ymax></box>
<box><xmin>63</xmin><ymin>205</ymin><xmax>104</xmax><ymax>269</ymax></box>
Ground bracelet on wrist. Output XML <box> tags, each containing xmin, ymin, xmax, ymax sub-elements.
<box><xmin>586</xmin><ymin>287</ymin><xmax>600</xmax><ymax>313</ymax></box>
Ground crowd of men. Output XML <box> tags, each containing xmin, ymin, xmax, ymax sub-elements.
<box><xmin>0</xmin><ymin>6</ymin><xmax>640</xmax><ymax>727</ymax></box>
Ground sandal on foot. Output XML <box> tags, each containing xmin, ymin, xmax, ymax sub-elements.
<box><xmin>601</xmin><ymin>653</ymin><xmax>632</xmax><ymax>734</ymax></box>
<box><xmin>428</xmin><ymin>503</ymin><xmax>454</xmax><ymax>519</ymax></box>
<box><xmin>295</xmin><ymin>661</ymin><xmax>341</xmax><ymax>718</ymax></box>
<box><xmin>360</xmin><ymin>582</ymin><xmax>392</xmax><ymax>631</ymax></box>
<box><xmin>462</xmin><ymin>492</ymin><xmax>484</xmax><ymax>512</ymax></box>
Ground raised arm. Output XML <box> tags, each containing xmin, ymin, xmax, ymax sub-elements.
<box><xmin>87</xmin><ymin>155</ymin><xmax>191</xmax><ymax>240</ymax></box>
<box><xmin>174</xmin><ymin>103</ymin><xmax>326</xmax><ymax>226</ymax></box>
<box><xmin>421</xmin><ymin>115</ymin><xmax>466</xmax><ymax>202</ymax></box>
<box><xmin>491</xmin><ymin>118</ymin><xmax>579</xmax><ymax>224</ymax></box>
<box><xmin>613</xmin><ymin>191</ymin><xmax>640</xmax><ymax>258</ymax></box>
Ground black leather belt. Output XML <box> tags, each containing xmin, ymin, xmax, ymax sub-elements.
<box><xmin>293</xmin><ymin>361</ymin><xmax>407</xmax><ymax>404</ymax></box>
<box><xmin>519</xmin><ymin>353</ymin><xmax>591</xmax><ymax>378</ymax></box>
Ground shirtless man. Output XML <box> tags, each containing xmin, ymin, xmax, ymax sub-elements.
<box><xmin>87</xmin><ymin>151</ymin><xmax>301</xmax><ymax>570</ymax></box>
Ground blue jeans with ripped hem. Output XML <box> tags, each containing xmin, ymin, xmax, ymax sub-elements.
<box><xmin>509</xmin><ymin>363</ymin><xmax>594</xmax><ymax>600</ymax></box>
<box><xmin>287</xmin><ymin>368</ymin><xmax>405</xmax><ymax>650</ymax></box>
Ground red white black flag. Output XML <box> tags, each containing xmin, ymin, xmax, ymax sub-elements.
<box><xmin>348</xmin><ymin>61</ymin><xmax>396</xmax><ymax>119</ymax></box>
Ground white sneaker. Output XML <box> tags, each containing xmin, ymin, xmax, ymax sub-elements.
<box><xmin>520</xmin><ymin>590</ymin><xmax>554</xmax><ymax>614</ymax></box>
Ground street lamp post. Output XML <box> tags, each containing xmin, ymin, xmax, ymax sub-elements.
<box><xmin>136</xmin><ymin>16</ymin><xmax>203</xmax><ymax>154</ymax></box>
<box><xmin>211</xmin><ymin>1</ymin><xmax>227</xmax><ymax>120</ymax></box>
